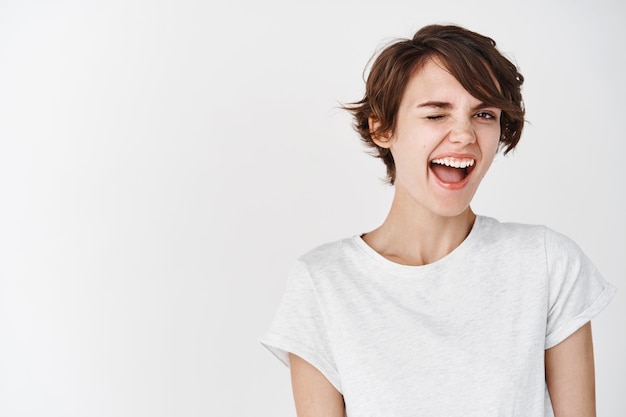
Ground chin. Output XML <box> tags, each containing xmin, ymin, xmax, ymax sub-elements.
<box><xmin>430</xmin><ymin>199</ymin><xmax>474</xmax><ymax>218</ymax></box>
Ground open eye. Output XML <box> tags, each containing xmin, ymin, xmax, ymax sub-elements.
<box><xmin>475</xmin><ymin>111</ymin><xmax>497</xmax><ymax>120</ymax></box>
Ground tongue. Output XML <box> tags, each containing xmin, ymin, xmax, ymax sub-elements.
<box><xmin>431</xmin><ymin>164</ymin><xmax>465</xmax><ymax>183</ymax></box>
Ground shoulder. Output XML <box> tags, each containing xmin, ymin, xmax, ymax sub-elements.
<box><xmin>476</xmin><ymin>215</ymin><xmax>547</xmax><ymax>247</ymax></box>
<box><xmin>296</xmin><ymin>237</ymin><xmax>362</xmax><ymax>271</ymax></box>
<box><xmin>287</xmin><ymin>236</ymin><xmax>373</xmax><ymax>290</ymax></box>
<box><xmin>476</xmin><ymin>215</ymin><xmax>590</xmax><ymax>265</ymax></box>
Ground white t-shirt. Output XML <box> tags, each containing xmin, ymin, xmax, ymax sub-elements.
<box><xmin>260</xmin><ymin>216</ymin><xmax>616</xmax><ymax>416</ymax></box>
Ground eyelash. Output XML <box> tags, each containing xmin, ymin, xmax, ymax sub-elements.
<box><xmin>475</xmin><ymin>112</ymin><xmax>496</xmax><ymax>120</ymax></box>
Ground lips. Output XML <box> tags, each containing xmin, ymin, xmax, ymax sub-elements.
<box><xmin>429</xmin><ymin>156</ymin><xmax>476</xmax><ymax>184</ymax></box>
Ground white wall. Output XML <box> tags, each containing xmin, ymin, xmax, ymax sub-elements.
<box><xmin>0</xmin><ymin>0</ymin><xmax>623</xmax><ymax>415</ymax></box>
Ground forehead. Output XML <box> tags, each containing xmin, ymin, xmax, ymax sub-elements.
<box><xmin>401</xmin><ymin>58</ymin><xmax>471</xmax><ymax>103</ymax></box>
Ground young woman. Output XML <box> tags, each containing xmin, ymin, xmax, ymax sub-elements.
<box><xmin>260</xmin><ymin>24</ymin><xmax>615</xmax><ymax>417</ymax></box>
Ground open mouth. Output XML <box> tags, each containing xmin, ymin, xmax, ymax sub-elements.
<box><xmin>430</xmin><ymin>157</ymin><xmax>475</xmax><ymax>184</ymax></box>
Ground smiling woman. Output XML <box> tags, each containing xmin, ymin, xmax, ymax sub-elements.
<box><xmin>259</xmin><ymin>24</ymin><xmax>616</xmax><ymax>417</ymax></box>
<box><xmin>345</xmin><ymin>24</ymin><xmax>524</xmax><ymax>187</ymax></box>
<box><xmin>369</xmin><ymin>57</ymin><xmax>502</xmax><ymax>216</ymax></box>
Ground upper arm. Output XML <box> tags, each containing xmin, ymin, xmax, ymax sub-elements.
<box><xmin>289</xmin><ymin>353</ymin><xmax>345</xmax><ymax>417</ymax></box>
<box><xmin>545</xmin><ymin>322</ymin><xmax>596</xmax><ymax>417</ymax></box>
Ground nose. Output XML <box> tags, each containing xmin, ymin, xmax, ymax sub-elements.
<box><xmin>449</xmin><ymin>118</ymin><xmax>476</xmax><ymax>146</ymax></box>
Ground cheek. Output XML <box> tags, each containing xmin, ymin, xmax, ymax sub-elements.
<box><xmin>390</xmin><ymin>140</ymin><xmax>429</xmax><ymax>168</ymax></box>
<box><xmin>480</xmin><ymin>127</ymin><xmax>501</xmax><ymax>154</ymax></box>
<box><xmin>488</xmin><ymin>137</ymin><xmax>500</xmax><ymax>155</ymax></box>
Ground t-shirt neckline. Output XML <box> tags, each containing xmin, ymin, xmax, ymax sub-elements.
<box><xmin>352</xmin><ymin>215</ymin><xmax>485</xmax><ymax>273</ymax></box>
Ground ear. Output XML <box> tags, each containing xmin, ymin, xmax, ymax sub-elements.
<box><xmin>368</xmin><ymin>116</ymin><xmax>393</xmax><ymax>149</ymax></box>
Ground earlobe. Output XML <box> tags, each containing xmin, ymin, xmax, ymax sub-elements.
<box><xmin>368</xmin><ymin>116</ymin><xmax>393</xmax><ymax>148</ymax></box>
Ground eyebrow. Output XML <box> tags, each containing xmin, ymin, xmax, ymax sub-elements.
<box><xmin>417</xmin><ymin>101</ymin><xmax>452</xmax><ymax>109</ymax></box>
<box><xmin>417</xmin><ymin>101</ymin><xmax>494</xmax><ymax>111</ymax></box>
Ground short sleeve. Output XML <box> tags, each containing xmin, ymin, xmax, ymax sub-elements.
<box><xmin>259</xmin><ymin>260</ymin><xmax>341</xmax><ymax>392</ymax></box>
<box><xmin>544</xmin><ymin>228</ymin><xmax>617</xmax><ymax>349</ymax></box>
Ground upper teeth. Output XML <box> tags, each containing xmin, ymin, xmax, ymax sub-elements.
<box><xmin>431</xmin><ymin>158</ymin><xmax>475</xmax><ymax>169</ymax></box>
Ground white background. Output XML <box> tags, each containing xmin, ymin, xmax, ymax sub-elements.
<box><xmin>0</xmin><ymin>0</ymin><xmax>624</xmax><ymax>416</ymax></box>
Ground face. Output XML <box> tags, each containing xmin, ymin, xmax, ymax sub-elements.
<box><xmin>374</xmin><ymin>58</ymin><xmax>501</xmax><ymax>218</ymax></box>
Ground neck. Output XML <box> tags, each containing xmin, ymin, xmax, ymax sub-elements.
<box><xmin>362</xmin><ymin>189</ymin><xmax>476</xmax><ymax>266</ymax></box>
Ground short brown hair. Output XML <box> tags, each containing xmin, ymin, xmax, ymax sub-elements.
<box><xmin>343</xmin><ymin>24</ymin><xmax>525</xmax><ymax>184</ymax></box>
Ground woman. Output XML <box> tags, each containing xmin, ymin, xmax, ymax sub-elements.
<box><xmin>260</xmin><ymin>24</ymin><xmax>615</xmax><ymax>417</ymax></box>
